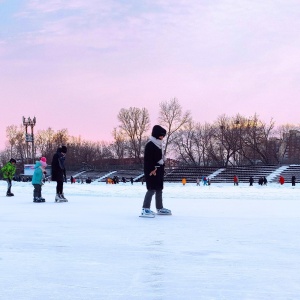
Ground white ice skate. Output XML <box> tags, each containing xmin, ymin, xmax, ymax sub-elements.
<box><xmin>156</xmin><ymin>208</ymin><xmax>172</xmax><ymax>215</ymax></box>
<box><xmin>60</xmin><ymin>194</ymin><xmax>68</xmax><ymax>202</ymax></box>
<box><xmin>139</xmin><ymin>208</ymin><xmax>155</xmax><ymax>218</ymax></box>
<box><xmin>55</xmin><ymin>194</ymin><xmax>64</xmax><ymax>203</ymax></box>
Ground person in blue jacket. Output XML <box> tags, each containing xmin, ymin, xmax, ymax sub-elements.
<box><xmin>32</xmin><ymin>157</ymin><xmax>47</xmax><ymax>202</ymax></box>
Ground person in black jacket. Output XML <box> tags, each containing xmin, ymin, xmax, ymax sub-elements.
<box><xmin>140</xmin><ymin>125</ymin><xmax>171</xmax><ymax>218</ymax></box>
<box><xmin>51</xmin><ymin>146</ymin><xmax>68</xmax><ymax>202</ymax></box>
<box><xmin>292</xmin><ymin>175</ymin><xmax>296</xmax><ymax>186</ymax></box>
<box><xmin>249</xmin><ymin>176</ymin><xmax>254</xmax><ymax>186</ymax></box>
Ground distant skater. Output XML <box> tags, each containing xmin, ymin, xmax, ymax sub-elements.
<box><xmin>263</xmin><ymin>176</ymin><xmax>268</xmax><ymax>185</ymax></box>
<box><xmin>292</xmin><ymin>175</ymin><xmax>296</xmax><ymax>186</ymax></box>
<box><xmin>279</xmin><ymin>175</ymin><xmax>285</xmax><ymax>185</ymax></box>
<box><xmin>1</xmin><ymin>158</ymin><xmax>16</xmax><ymax>196</ymax></box>
<box><xmin>249</xmin><ymin>176</ymin><xmax>254</xmax><ymax>186</ymax></box>
<box><xmin>51</xmin><ymin>146</ymin><xmax>68</xmax><ymax>202</ymax></box>
<box><xmin>233</xmin><ymin>175</ymin><xmax>239</xmax><ymax>186</ymax></box>
<box><xmin>140</xmin><ymin>125</ymin><xmax>171</xmax><ymax>218</ymax></box>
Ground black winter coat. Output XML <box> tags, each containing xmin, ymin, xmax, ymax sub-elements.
<box><xmin>144</xmin><ymin>141</ymin><xmax>164</xmax><ymax>190</ymax></box>
<box><xmin>51</xmin><ymin>150</ymin><xmax>66</xmax><ymax>182</ymax></box>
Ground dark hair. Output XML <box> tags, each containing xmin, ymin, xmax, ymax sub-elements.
<box><xmin>10</xmin><ymin>158</ymin><xmax>16</xmax><ymax>163</ymax></box>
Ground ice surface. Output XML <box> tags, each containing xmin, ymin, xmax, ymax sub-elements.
<box><xmin>1</xmin><ymin>181</ymin><xmax>300</xmax><ymax>299</ymax></box>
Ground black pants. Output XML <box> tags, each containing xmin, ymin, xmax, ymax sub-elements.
<box><xmin>56</xmin><ymin>181</ymin><xmax>64</xmax><ymax>194</ymax></box>
<box><xmin>6</xmin><ymin>179</ymin><xmax>12</xmax><ymax>193</ymax></box>
<box><xmin>142</xmin><ymin>189</ymin><xmax>163</xmax><ymax>209</ymax></box>
<box><xmin>33</xmin><ymin>184</ymin><xmax>42</xmax><ymax>198</ymax></box>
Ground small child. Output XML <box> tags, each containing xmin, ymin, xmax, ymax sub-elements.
<box><xmin>32</xmin><ymin>157</ymin><xmax>47</xmax><ymax>203</ymax></box>
<box><xmin>1</xmin><ymin>158</ymin><xmax>17</xmax><ymax>196</ymax></box>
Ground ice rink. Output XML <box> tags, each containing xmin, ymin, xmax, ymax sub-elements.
<box><xmin>1</xmin><ymin>180</ymin><xmax>300</xmax><ymax>299</ymax></box>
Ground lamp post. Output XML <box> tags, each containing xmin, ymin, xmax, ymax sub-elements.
<box><xmin>234</xmin><ymin>119</ymin><xmax>241</xmax><ymax>165</ymax></box>
<box><xmin>22</xmin><ymin>116</ymin><xmax>36</xmax><ymax>163</ymax></box>
<box><xmin>219</xmin><ymin>125</ymin><xmax>225</xmax><ymax>167</ymax></box>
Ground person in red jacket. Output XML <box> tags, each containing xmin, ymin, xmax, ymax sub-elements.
<box><xmin>279</xmin><ymin>175</ymin><xmax>285</xmax><ymax>185</ymax></box>
<box><xmin>233</xmin><ymin>175</ymin><xmax>239</xmax><ymax>186</ymax></box>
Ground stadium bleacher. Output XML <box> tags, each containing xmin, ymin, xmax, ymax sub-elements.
<box><xmin>66</xmin><ymin>165</ymin><xmax>300</xmax><ymax>185</ymax></box>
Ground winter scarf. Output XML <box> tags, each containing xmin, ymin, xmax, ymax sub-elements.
<box><xmin>149</xmin><ymin>136</ymin><xmax>165</xmax><ymax>165</ymax></box>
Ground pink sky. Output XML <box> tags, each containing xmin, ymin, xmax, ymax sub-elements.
<box><xmin>1</xmin><ymin>0</ymin><xmax>300</xmax><ymax>149</ymax></box>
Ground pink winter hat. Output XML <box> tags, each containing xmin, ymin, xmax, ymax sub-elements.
<box><xmin>40</xmin><ymin>157</ymin><xmax>47</xmax><ymax>167</ymax></box>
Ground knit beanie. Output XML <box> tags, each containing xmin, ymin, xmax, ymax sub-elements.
<box><xmin>61</xmin><ymin>145</ymin><xmax>67</xmax><ymax>154</ymax></box>
<box><xmin>40</xmin><ymin>157</ymin><xmax>47</xmax><ymax>167</ymax></box>
<box><xmin>151</xmin><ymin>125</ymin><xmax>167</xmax><ymax>139</ymax></box>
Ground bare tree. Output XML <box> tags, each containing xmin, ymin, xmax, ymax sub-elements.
<box><xmin>6</xmin><ymin>125</ymin><xmax>19</xmax><ymax>158</ymax></box>
<box><xmin>117</xmin><ymin>107</ymin><xmax>150</xmax><ymax>161</ymax></box>
<box><xmin>242</xmin><ymin>114</ymin><xmax>276</xmax><ymax>164</ymax></box>
<box><xmin>171</xmin><ymin>121</ymin><xmax>198</xmax><ymax>165</ymax></box>
<box><xmin>53</xmin><ymin>129</ymin><xmax>69</xmax><ymax>147</ymax></box>
<box><xmin>215</xmin><ymin>115</ymin><xmax>243</xmax><ymax>167</ymax></box>
<box><xmin>35</xmin><ymin>127</ymin><xmax>56</xmax><ymax>158</ymax></box>
<box><xmin>5</xmin><ymin>125</ymin><xmax>27</xmax><ymax>163</ymax></box>
<box><xmin>111</xmin><ymin>128</ymin><xmax>127</xmax><ymax>159</ymax></box>
<box><xmin>158</xmin><ymin>98</ymin><xmax>192</xmax><ymax>157</ymax></box>
<box><xmin>172</xmin><ymin>121</ymin><xmax>217</xmax><ymax>166</ymax></box>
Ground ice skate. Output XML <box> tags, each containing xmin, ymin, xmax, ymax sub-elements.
<box><xmin>60</xmin><ymin>194</ymin><xmax>68</xmax><ymax>202</ymax></box>
<box><xmin>6</xmin><ymin>192</ymin><xmax>14</xmax><ymax>197</ymax></box>
<box><xmin>55</xmin><ymin>194</ymin><xmax>64</xmax><ymax>203</ymax></box>
<box><xmin>139</xmin><ymin>208</ymin><xmax>155</xmax><ymax>218</ymax></box>
<box><xmin>156</xmin><ymin>208</ymin><xmax>172</xmax><ymax>215</ymax></box>
<box><xmin>33</xmin><ymin>197</ymin><xmax>43</xmax><ymax>203</ymax></box>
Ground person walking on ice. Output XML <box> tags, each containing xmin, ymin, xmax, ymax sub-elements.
<box><xmin>1</xmin><ymin>158</ymin><xmax>16</xmax><ymax>196</ymax></box>
<box><xmin>32</xmin><ymin>157</ymin><xmax>47</xmax><ymax>202</ymax></box>
<box><xmin>140</xmin><ymin>125</ymin><xmax>171</xmax><ymax>218</ymax></box>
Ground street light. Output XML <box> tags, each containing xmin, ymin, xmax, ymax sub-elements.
<box><xmin>219</xmin><ymin>125</ymin><xmax>225</xmax><ymax>167</ymax></box>
<box><xmin>23</xmin><ymin>116</ymin><xmax>36</xmax><ymax>163</ymax></box>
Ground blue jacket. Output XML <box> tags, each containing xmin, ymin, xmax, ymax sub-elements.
<box><xmin>32</xmin><ymin>161</ymin><xmax>44</xmax><ymax>185</ymax></box>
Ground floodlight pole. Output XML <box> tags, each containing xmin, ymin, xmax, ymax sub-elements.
<box><xmin>22</xmin><ymin>116</ymin><xmax>36</xmax><ymax>163</ymax></box>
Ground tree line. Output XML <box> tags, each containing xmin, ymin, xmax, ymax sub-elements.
<box><xmin>1</xmin><ymin>98</ymin><xmax>300</xmax><ymax>171</ymax></box>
